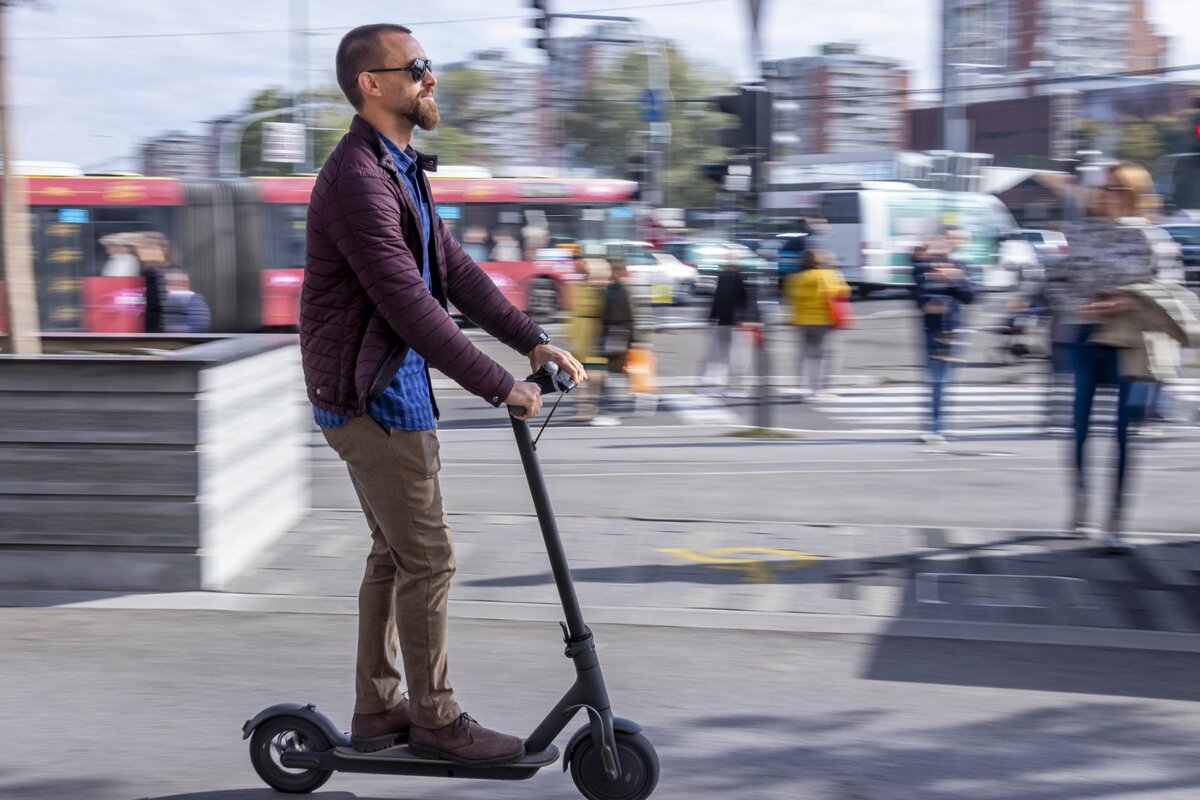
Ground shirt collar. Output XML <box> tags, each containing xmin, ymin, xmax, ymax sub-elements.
<box><xmin>377</xmin><ymin>133</ymin><xmax>417</xmax><ymax>176</ymax></box>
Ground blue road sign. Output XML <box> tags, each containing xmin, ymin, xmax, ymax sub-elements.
<box><xmin>641</xmin><ymin>89</ymin><xmax>665</xmax><ymax>124</ymax></box>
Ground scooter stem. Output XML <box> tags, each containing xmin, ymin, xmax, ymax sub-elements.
<box><xmin>510</xmin><ymin>415</ymin><xmax>588</xmax><ymax>638</ymax></box>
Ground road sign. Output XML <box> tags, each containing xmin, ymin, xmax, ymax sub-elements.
<box><xmin>641</xmin><ymin>88</ymin><xmax>665</xmax><ymax>124</ymax></box>
<box><xmin>262</xmin><ymin>122</ymin><xmax>305</xmax><ymax>164</ymax></box>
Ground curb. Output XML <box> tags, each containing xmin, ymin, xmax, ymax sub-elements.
<box><xmin>4</xmin><ymin>590</ymin><xmax>1199</xmax><ymax>654</ymax></box>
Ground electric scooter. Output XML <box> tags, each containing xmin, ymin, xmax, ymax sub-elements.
<box><xmin>243</xmin><ymin>363</ymin><xmax>659</xmax><ymax>800</ymax></box>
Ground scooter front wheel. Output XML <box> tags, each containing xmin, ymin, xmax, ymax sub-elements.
<box><xmin>249</xmin><ymin>716</ymin><xmax>333</xmax><ymax>793</ymax></box>
<box><xmin>569</xmin><ymin>729</ymin><xmax>660</xmax><ymax>800</ymax></box>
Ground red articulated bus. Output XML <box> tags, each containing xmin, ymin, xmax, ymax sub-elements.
<box><xmin>2</xmin><ymin>173</ymin><xmax>637</xmax><ymax>334</ymax></box>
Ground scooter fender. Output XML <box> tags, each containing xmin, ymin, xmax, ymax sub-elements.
<box><xmin>241</xmin><ymin>703</ymin><xmax>348</xmax><ymax>746</ymax></box>
<box><xmin>562</xmin><ymin>716</ymin><xmax>642</xmax><ymax>771</ymax></box>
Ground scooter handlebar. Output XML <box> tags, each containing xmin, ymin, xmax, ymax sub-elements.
<box><xmin>507</xmin><ymin>362</ymin><xmax>575</xmax><ymax>417</ymax></box>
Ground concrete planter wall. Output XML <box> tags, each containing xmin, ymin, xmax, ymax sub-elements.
<box><xmin>0</xmin><ymin>335</ymin><xmax>309</xmax><ymax>591</ymax></box>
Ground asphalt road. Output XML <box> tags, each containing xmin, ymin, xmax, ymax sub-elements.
<box><xmin>4</xmin><ymin>608</ymin><xmax>1200</xmax><ymax>800</ymax></box>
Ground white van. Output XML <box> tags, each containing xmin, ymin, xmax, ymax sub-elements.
<box><xmin>815</xmin><ymin>182</ymin><xmax>1035</xmax><ymax>294</ymax></box>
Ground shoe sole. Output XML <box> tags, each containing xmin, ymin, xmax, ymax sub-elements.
<box><xmin>407</xmin><ymin>742</ymin><xmax>525</xmax><ymax>768</ymax></box>
<box><xmin>351</xmin><ymin>731</ymin><xmax>409</xmax><ymax>753</ymax></box>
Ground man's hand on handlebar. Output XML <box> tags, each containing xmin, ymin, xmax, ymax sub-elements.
<box><xmin>505</xmin><ymin>381</ymin><xmax>543</xmax><ymax>420</ymax></box>
<box><xmin>529</xmin><ymin>343</ymin><xmax>587</xmax><ymax>387</ymax></box>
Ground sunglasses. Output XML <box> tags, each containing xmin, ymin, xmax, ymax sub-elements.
<box><xmin>366</xmin><ymin>58</ymin><xmax>433</xmax><ymax>83</ymax></box>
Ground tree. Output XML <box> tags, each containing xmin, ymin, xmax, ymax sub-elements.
<box><xmin>238</xmin><ymin>87</ymin><xmax>353</xmax><ymax>176</ymax></box>
<box><xmin>564</xmin><ymin>44</ymin><xmax>732</xmax><ymax>208</ymax></box>
<box><xmin>417</xmin><ymin>66</ymin><xmax>496</xmax><ymax>166</ymax></box>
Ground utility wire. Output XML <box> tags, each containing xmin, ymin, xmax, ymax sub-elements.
<box><xmin>15</xmin><ymin>0</ymin><xmax>724</xmax><ymax>41</ymax></box>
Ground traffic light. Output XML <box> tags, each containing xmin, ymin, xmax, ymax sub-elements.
<box><xmin>627</xmin><ymin>151</ymin><xmax>648</xmax><ymax>200</ymax></box>
<box><xmin>710</xmin><ymin>86</ymin><xmax>773</xmax><ymax>192</ymax></box>
<box><xmin>529</xmin><ymin>0</ymin><xmax>551</xmax><ymax>53</ymax></box>
<box><xmin>711</xmin><ymin>86</ymin><xmax>773</xmax><ymax>160</ymax></box>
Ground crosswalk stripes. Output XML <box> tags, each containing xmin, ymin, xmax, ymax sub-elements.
<box><xmin>816</xmin><ymin>379</ymin><xmax>1200</xmax><ymax>433</ymax></box>
<box><xmin>658</xmin><ymin>393</ymin><xmax>745</xmax><ymax>426</ymax></box>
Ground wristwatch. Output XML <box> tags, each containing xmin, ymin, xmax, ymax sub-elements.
<box><xmin>536</xmin><ymin>331</ymin><xmax>551</xmax><ymax>347</ymax></box>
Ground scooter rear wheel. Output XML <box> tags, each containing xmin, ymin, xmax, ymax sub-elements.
<box><xmin>569</xmin><ymin>729</ymin><xmax>660</xmax><ymax>800</ymax></box>
<box><xmin>249</xmin><ymin>716</ymin><xmax>333</xmax><ymax>793</ymax></box>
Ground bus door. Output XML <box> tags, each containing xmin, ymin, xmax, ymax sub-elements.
<box><xmin>818</xmin><ymin>192</ymin><xmax>864</xmax><ymax>284</ymax></box>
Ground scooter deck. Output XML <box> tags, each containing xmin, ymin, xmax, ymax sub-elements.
<box><xmin>331</xmin><ymin>743</ymin><xmax>560</xmax><ymax>769</ymax></box>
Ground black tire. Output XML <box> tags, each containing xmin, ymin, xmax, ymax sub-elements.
<box><xmin>527</xmin><ymin>277</ymin><xmax>559</xmax><ymax>323</ymax></box>
<box><xmin>855</xmin><ymin>285</ymin><xmax>873</xmax><ymax>300</ymax></box>
<box><xmin>249</xmin><ymin>716</ymin><xmax>333</xmax><ymax>794</ymax></box>
<box><xmin>569</xmin><ymin>729</ymin><xmax>660</xmax><ymax>800</ymax></box>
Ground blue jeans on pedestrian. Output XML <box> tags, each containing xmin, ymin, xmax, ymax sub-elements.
<box><xmin>925</xmin><ymin>331</ymin><xmax>954</xmax><ymax>435</ymax></box>
<box><xmin>1071</xmin><ymin>328</ymin><xmax>1142</xmax><ymax>514</ymax></box>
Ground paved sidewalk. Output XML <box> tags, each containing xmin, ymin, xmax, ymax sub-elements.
<box><xmin>212</xmin><ymin>510</ymin><xmax>1200</xmax><ymax>651</ymax></box>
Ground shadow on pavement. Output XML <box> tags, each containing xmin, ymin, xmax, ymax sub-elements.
<box><xmin>674</xmin><ymin>701</ymin><xmax>1200</xmax><ymax>799</ymax></box>
<box><xmin>864</xmin><ymin>636</ymin><xmax>1200</xmax><ymax>702</ymax></box>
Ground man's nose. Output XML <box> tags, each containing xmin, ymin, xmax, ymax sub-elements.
<box><xmin>424</xmin><ymin>70</ymin><xmax>437</xmax><ymax>88</ymax></box>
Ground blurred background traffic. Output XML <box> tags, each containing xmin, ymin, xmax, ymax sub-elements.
<box><xmin>1</xmin><ymin>0</ymin><xmax>1198</xmax><ymax>341</ymax></box>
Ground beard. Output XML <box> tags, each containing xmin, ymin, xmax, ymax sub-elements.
<box><xmin>404</xmin><ymin>92</ymin><xmax>440</xmax><ymax>131</ymax></box>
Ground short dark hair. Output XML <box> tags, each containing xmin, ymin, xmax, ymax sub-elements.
<box><xmin>335</xmin><ymin>24</ymin><xmax>412</xmax><ymax>110</ymax></box>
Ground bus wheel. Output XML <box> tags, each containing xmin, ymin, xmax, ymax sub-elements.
<box><xmin>855</xmin><ymin>285</ymin><xmax>873</xmax><ymax>300</ymax></box>
<box><xmin>527</xmin><ymin>277</ymin><xmax>559</xmax><ymax>323</ymax></box>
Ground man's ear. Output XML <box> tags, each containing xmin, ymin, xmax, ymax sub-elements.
<box><xmin>358</xmin><ymin>71</ymin><xmax>381</xmax><ymax>102</ymax></box>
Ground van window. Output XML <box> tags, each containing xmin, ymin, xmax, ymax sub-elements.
<box><xmin>819</xmin><ymin>193</ymin><xmax>861</xmax><ymax>225</ymax></box>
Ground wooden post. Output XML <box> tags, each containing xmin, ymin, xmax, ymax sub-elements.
<box><xmin>0</xmin><ymin>3</ymin><xmax>39</xmax><ymax>354</ymax></box>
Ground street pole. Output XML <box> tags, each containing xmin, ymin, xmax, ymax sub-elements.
<box><xmin>0</xmin><ymin>3</ymin><xmax>39</xmax><ymax>354</ymax></box>
<box><xmin>746</xmin><ymin>0</ymin><xmax>770</xmax><ymax>430</ymax></box>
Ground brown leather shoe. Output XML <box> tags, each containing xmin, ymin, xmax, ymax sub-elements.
<box><xmin>409</xmin><ymin>712</ymin><xmax>524</xmax><ymax>767</ymax></box>
<box><xmin>350</xmin><ymin>698</ymin><xmax>412</xmax><ymax>752</ymax></box>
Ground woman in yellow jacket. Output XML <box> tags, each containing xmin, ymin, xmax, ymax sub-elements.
<box><xmin>784</xmin><ymin>249</ymin><xmax>851</xmax><ymax>399</ymax></box>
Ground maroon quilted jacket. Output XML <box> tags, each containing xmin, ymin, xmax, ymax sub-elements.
<box><xmin>301</xmin><ymin>115</ymin><xmax>543</xmax><ymax>416</ymax></box>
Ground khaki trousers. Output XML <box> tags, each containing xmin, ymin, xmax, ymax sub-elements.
<box><xmin>321</xmin><ymin>417</ymin><xmax>462</xmax><ymax>728</ymax></box>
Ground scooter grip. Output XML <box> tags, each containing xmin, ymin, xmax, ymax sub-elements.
<box><xmin>507</xmin><ymin>405</ymin><xmax>527</xmax><ymax>417</ymax></box>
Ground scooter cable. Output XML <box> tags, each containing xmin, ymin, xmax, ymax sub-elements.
<box><xmin>532</xmin><ymin>389</ymin><xmax>569</xmax><ymax>450</ymax></box>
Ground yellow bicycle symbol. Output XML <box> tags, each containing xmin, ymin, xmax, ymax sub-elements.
<box><xmin>657</xmin><ymin>546</ymin><xmax>820</xmax><ymax>583</ymax></box>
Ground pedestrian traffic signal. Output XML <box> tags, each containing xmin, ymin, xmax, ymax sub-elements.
<box><xmin>529</xmin><ymin>0</ymin><xmax>552</xmax><ymax>53</ymax></box>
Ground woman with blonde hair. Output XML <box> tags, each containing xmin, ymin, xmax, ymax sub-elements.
<box><xmin>784</xmin><ymin>248</ymin><xmax>851</xmax><ymax>400</ymax></box>
<box><xmin>1045</xmin><ymin>161</ymin><xmax>1184</xmax><ymax>549</ymax></box>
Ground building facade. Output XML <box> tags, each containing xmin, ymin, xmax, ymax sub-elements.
<box><xmin>766</xmin><ymin>43</ymin><xmax>910</xmax><ymax>158</ymax></box>
<box><xmin>941</xmin><ymin>0</ymin><xmax>1170</xmax><ymax>98</ymax></box>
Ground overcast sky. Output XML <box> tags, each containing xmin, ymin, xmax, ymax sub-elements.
<box><xmin>10</xmin><ymin>0</ymin><xmax>1199</xmax><ymax>169</ymax></box>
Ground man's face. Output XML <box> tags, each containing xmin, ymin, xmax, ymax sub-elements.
<box><xmin>368</xmin><ymin>32</ymin><xmax>439</xmax><ymax>131</ymax></box>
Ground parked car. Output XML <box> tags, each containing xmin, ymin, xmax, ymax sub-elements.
<box><xmin>665</xmin><ymin>240</ymin><xmax>772</xmax><ymax>295</ymax></box>
<box><xmin>1159</xmin><ymin>224</ymin><xmax>1200</xmax><ymax>285</ymax></box>
<box><xmin>1019</xmin><ymin>229</ymin><xmax>1070</xmax><ymax>266</ymax></box>
<box><xmin>578</xmin><ymin>240</ymin><xmax>697</xmax><ymax>305</ymax></box>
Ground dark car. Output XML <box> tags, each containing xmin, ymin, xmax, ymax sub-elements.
<box><xmin>1160</xmin><ymin>224</ymin><xmax>1200</xmax><ymax>285</ymax></box>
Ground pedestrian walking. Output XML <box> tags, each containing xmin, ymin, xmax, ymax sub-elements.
<box><xmin>701</xmin><ymin>261</ymin><xmax>754</xmax><ymax>393</ymax></box>
<box><xmin>589</xmin><ymin>257</ymin><xmax>640</xmax><ymax>426</ymax></box>
<box><xmin>1045</xmin><ymin>162</ymin><xmax>1200</xmax><ymax>549</ymax></box>
<box><xmin>301</xmin><ymin>23</ymin><xmax>587</xmax><ymax>766</ymax></box>
<box><xmin>134</xmin><ymin>232</ymin><xmax>172</xmax><ymax>334</ymax></box>
<box><xmin>784</xmin><ymin>248</ymin><xmax>851</xmax><ymax>400</ymax></box>
<box><xmin>912</xmin><ymin>237</ymin><xmax>975</xmax><ymax>444</ymax></box>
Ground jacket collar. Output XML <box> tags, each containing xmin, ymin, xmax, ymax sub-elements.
<box><xmin>349</xmin><ymin>114</ymin><xmax>438</xmax><ymax>174</ymax></box>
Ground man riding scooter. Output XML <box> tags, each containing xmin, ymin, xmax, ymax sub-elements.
<box><xmin>300</xmin><ymin>23</ymin><xmax>586</xmax><ymax>767</ymax></box>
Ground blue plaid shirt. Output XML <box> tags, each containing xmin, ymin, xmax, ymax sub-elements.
<box><xmin>312</xmin><ymin>134</ymin><xmax>436</xmax><ymax>431</ymax></box>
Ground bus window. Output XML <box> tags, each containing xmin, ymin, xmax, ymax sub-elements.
<box><xmin>266</xmin><ymin>204</ymin><xmax>307</xmax><ymax>269</ymax></box>
<box><xmin>819</xmin><ymin>193</ymin><xmax>861</xmax><ymax>225</ymax></box>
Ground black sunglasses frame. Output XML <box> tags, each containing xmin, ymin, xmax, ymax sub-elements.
<box><xmin>365</xmin><ymin>58</ymin><xmax>433</xmax><ymax>83</ymax></box>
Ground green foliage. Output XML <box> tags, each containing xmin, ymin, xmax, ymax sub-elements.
<box><xmin>417</xmin><ymin>67</ymin><xmax>497</xmax><ymax>165</ymax></box>
<box><xmin>564</xmin><ymin>44</ymin><xmax>733</xmax><ymax>208</ymax></box>
<box><xmin>238</xmin><ymin>86</ymin><xmax>352</xmax><ymax>176</ymax></box>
